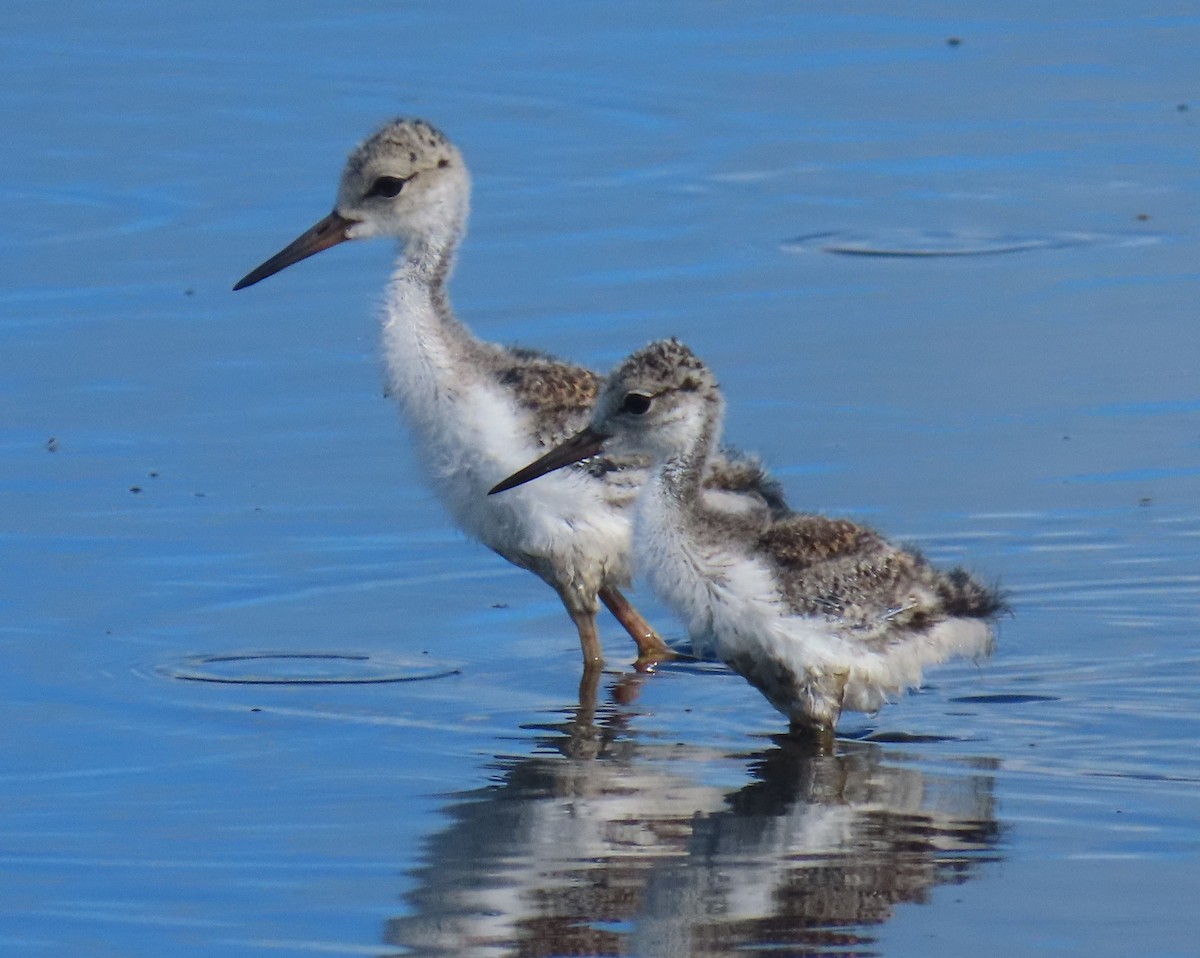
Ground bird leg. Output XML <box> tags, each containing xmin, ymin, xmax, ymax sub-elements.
<box><xmin>598</xmin><ymin>586</ymin><xmax>673</xmax><ymax>668</ymax></box>
<box><xmin>563</xmin><ymin>600</ymin><xmax>605</xmax><ymax>668</ymax></box>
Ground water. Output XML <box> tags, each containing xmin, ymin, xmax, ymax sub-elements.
<box><xmin>2</xmin><ymin>2</ymin><xmax>1198</xmax><ymax>955</ymax></box>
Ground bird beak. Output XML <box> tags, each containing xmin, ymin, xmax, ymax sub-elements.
<box><xmin>233</xmin><ymin>210</ymin><xmax>357</xmax><ymax>290</ymax></box>
<box><xmin>488</xmin><ymin>426</ymin><xmax>609</xmax><ymax>495</ymax></box>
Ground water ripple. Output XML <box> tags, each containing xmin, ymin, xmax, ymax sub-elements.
<box><xmin>164</xmin><ymin>652</ymin><xmax>460</xmax><ymax>686</ymax></box>
<box><xmin>783</xmin><ymin>229</ymin><xmax>1162</xmax><ymax>258</ymax></box>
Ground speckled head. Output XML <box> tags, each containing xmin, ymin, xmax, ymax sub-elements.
<box><xmin>605</xmin><ymin>339</ymin><xmax>716</xmax><ymax>402</ymax></box>
<box><xmin>589</xmin><ymin>339</ymin><xmax>723</xmax><ymax>465</ymax></box>
<box><xmin>234</xmin><ymin>117</ymin><xmax>470</xmax><ymax>290</ymax></box>
<box><xmin>343</xmin><ymin>118</ymin><xmax>457</xmax><ymax>182</ymax></box>
<box><xmin>335</xmin><ymin>118</ymin><xmax>469</xmax><ymax>242</ymax></box>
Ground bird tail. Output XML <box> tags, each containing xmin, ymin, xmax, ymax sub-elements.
<box><xmin>936</xmin><ymin>567</ymin><xmax>1008</xmax><ymax>620</ymax></box>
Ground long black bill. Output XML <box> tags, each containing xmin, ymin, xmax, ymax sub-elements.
<box><xmin>488</xmin><ymin>426</ymin><xmax>609</xmax><ymax>495</ymax></box>
<box><xmin>233</xmin><ymin>211</ymin><xmax>357</xmax><ymax>290</ymax></box>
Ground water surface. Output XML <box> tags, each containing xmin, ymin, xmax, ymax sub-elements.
<box><xmin>2</xmin><ymin>2</ymin><xmax>1198</xmax><ymax>956</ymax></box>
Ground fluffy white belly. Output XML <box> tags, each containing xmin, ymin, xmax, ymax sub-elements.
<box><xmin>407</xmin><ymin>382</ymin><xmax>633</xmax><ymax>590</ymax></box>
<box><xmin>634</xmin><ymin>481</ymin><xmax>881</xmax><ymax>725</ymax></box>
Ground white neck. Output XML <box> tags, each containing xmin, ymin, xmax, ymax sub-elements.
<box><xmin>634</xmin><ymin>466</ymin><xmax>717</xmax><ymax>642</ymax></box>
<box><xmin>656</xmin><ymin>403</ymin><xmax>722</xmax><ymax>506</ymax></box>
<box><xmin>378</xmin><ymin>233</ymin><xmax>484</xmax><ymax>429</ymax></box>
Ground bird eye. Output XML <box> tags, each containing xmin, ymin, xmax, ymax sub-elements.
<box><xmin>367</xmin><ymin>175</ymin><xmax>407</xmax><ymax>198</ymax></box>
<box><xmin>621</xmin><ymin>393</ymin><xmax>653</xmax><ymax>416</ymax></box>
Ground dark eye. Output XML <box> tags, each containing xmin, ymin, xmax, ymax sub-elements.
<box><xmin>621</xmin><ymin>393</ymin><xmax>653</xmax><ymax>416</ymax></box>
<box><xmin>367</xmin><ymin>175</ymin><xmax>407</xmax><ymax>198</ymax></box>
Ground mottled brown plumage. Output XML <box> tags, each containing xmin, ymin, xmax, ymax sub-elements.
<box><xmin>758</xmin><ymin>514</ymin><xmax>1001</xmax><ymax>642</ymax></box>
<box><xmin>497</xmin><ymin>349</ymin><xmax>602</xmax><ymax>447</ymax></box>
<box><xmin>492</xmin><ymin>339</ymin><xmax>1005</xmax><ymax>733</ymax></box>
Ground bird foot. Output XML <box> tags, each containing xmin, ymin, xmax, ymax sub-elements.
<box><xmin>786</xmin><ymin>720</ymin><xmax>838</xmax><ymax>755</ymax></box>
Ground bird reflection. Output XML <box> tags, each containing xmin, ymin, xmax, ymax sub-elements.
<box><xmin>384</xmin><ymin>671</ymin><xmax>1001</xmax><ymax>957</ymax></box>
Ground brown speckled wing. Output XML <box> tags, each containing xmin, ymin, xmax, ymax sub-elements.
<box><xmin>757</xmin><ymin>513</ymin><xmax>1004</xmax><ymax>634</ymax></box>
<box><xmin>496</xmin><ymin>351</ymin><xmax>601</xmax><ymax>447</ymax></box>
<box><xmin>756</xmin><ymin>514</ymin><xmax>932</xmax><ymax>628</ymax></box>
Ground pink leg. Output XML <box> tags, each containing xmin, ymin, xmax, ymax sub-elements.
<box><xmin>599</xmin><ymin>586</ymin><xmax>673</xmax><ymax>668</ymax></box>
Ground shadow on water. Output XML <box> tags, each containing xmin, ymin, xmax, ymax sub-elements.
<box><xmin>385</xmin><ymin>671</ymin><xmax>1002</xmax><ymax>957</ymax></box>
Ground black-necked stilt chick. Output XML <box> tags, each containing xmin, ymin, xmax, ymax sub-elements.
<box><xmin>491</xmin><ymin>339</ymin><xmax>1005</xmax><ymax>736</ymax></box>
<box><xmin>234</xmin><ymin>120</ymin><xmax>784</xmax><ymax>670</ymax></box>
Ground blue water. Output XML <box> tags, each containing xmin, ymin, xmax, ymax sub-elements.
<box><xmin>2</xmin><ymin>2</ymin><xmax>1198</xmax><ymax>955</ymax></box>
